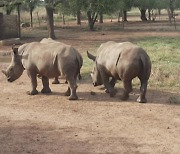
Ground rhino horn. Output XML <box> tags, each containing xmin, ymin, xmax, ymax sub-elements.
<box><xmin>87</xmin><ymin>51</ymin><xmax>96</xmax><ymax>61</ymax></box>
<box><xmin>2</xmin><ymin>70</ymin><xmax>7</xmax><ymax>76</ymax></box>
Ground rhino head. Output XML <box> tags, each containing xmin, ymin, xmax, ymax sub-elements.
<box><xmin>2</xmin><ymin>46</ymin><xmax>24</xmax><ymax>82</ymax></box>
<box><xmin>87</xmin><ymin>51</ymin><xmax>102</xmax><ymax>86</ymax></box>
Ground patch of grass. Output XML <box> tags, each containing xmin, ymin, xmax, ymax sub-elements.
<box><xmin>81</xmin><ymin>52</ymin><xmax>96</xmax><ymax>81</ymax></box>
<box><xmin>135</xmin><ymin>37</ymin><xmax>180</xmax><ymax>91</ymax></box>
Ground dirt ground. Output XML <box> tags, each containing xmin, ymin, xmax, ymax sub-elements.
<box><xmin>0</xmin><ymin>21</ymin><xmax>180</xmax><ymax>154</ymax></box>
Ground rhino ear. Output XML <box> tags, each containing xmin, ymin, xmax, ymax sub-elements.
<box><xmin>87</xmin><ymin>51</ymin><xmax>96</xmax><ymax>61</ymax></box>
<box><xmin>12</xmin><ymin>48</ymin><xmax>19</xmax><ymax>56</ymax></box>
<box><xmin>12</xmin><ymin>44</ymin><xmax>19</xmax><ymax>56</ymax></box>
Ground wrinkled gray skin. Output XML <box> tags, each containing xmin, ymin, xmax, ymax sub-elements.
<box><xmin>2</xmin><ymin>41</ymin><xmax>83</xmax><ymax>100</ymax></box>
<box><xmin>87</xmin><ymin>41</ymin><xmax>151</xmax><ymax>103</ymax></box>
<box><xmin>40</xmin><ymin>38</ymin><xmax>82</xmax><ymax>84</ymax></box>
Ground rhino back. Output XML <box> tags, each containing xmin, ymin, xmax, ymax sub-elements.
<box><xmin>96</xmin><ymin>41</ymin><xmax>148</xmax><ymax>77</ymax></box>
<box><xmin>21</xmin><ymin>42</ymin><xmax>78</xmax><ymax>78</ymax></box>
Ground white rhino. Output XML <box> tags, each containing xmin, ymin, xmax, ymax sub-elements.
<box><xmin>87</xmin><ymin>41</ymin><xmax>151</xmax><ymax>103</ymax></box>
<box><xmin>40</xmin><ymin>38</ymin><xmax>73</xmax><ymax>84</ymax></box>
<box><xmin>2</xmin><ymin>40</ymin><xmax>83</xmax><ymax>100</ymax></box>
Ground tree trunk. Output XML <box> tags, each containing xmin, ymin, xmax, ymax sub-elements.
<box><xmin>77</xmin><ymin>10</ymin><xmax>81</xmax><ymax>25</ymax></box>
<box><xmin>158</xmin><ymin>9</ymin><xmax>161</xmax><ymax>15</ymax></box>
<box><xmin>36</xmin><ymin>12</ymin><xmax>40</xmax><ymax>27</ymax></box>
<box><xmin>6</xmin><ymin>9</ymin><xmax>11</xmax><ymax>15</ymax></box>
<box><xmin>99</xmin><ymin>12</ymin><xmax>103</xmax><ymax>23</ymax></box>
<box><xmin>62</xmin><ymin>13</ymin><xmax>65</xmax><ymax>25</ymax></box>
<box><xmin>30</xmin><ymin>8</ymin><xmax>33</xmax><ymax>27</ymax></box>
<box><xmin>122</xmin><ymin>10</ymin><xmax>128</xmax><ymax>22</ymax></box>
<box><xmin>118</xmin><ymin>12</ymin><xmax>121</xmax><ymax>22</ymax></box>
<box><xmin>167</xmin><ymin>9</ymin><xmax>172</xmax><ymax>22</ymax></box>
<box><xmin>17</xmin><ymin>4</ymin><xmax>21</xmax><ymax>38</ymax></box>
<box><xmin>169</xmin><ymin>0</ymin><xmax>174</xmax><ymax>19</ymax></box>
<box><xmin>140</xmin><ymin>9</ymin><xmax>147</xmax><ymax>21</ymax></box>
<box><xmin>89</xmin><ymin>21</ymin><xmax>94</xmax><ymax>30</ymax></box>
<box><xmin>148</xmin><ymin>9</ymin><xmax>151</xmax><ymax>20</ymax></box>
<box><xmin>46</xmin><ymin>6</ymin><xmax>56</xmax><ymax>39</ymax></box>
<box><xmin>87</xmin><ymin>11</ymin><xmax>98</xmax><ymax>31</ymax></box>
<box><xmin>6</xmin><ymin>6</ymin><xmax>13</xmax><ymax>15</ymax></box>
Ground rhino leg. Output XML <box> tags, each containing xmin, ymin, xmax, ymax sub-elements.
<box><xmin>105</xmin><ymin>77</ymin><xmax>117</xmax><ymax>93</ymax></box>
<box><xmin>66</xmin><ymin>78</ymin><xmax>78</xmax><ymax>100</ymax></box>
<box><xmin>65</xmin><ymin>87</ymin><xmax>70</xmax><ymax>96</ymax></box>
<box><xmin>121</xmin><ymin>79</ymin><xmax>132</xmax><ymax>101</ymax></box>
<box><xmin>110</xmin><ymin>77</ymin><xmax>117</xmax><ymax>87</ymax></box>
<box><xmin>101</xmin><ymin>73</ymin><xmax>117</xmax><ymax>97</ymax></box>
<box><xmin>27</xmin><ymin>71</ymin><xmax>38</xmax><ymax>95</ymax></box>
<box><xmin>41</xmin><ymin>76</ymin><xmax>51</xmax><ymax>93</ymax></box>
<box><xmin>137</xmin><ymin>80</ymin><xmax>147</xmax><ymax>103</ymax></box>
<box><xmin>52</xmin><ymin>77</ymin><xmax>60</xmax><ymax>84</ymax></box>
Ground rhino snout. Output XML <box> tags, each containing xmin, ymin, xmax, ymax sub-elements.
<box><xmin>7</xmin><ymin>78</ymin><xmax>13</xmax><ymax>82</ymax></box>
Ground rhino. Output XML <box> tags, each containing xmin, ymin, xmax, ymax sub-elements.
<box><xmin>40</xmin><ymin>38</ymin><xmax>68</xmax><ymax>84</ymax></box>
<box><xmin>2</xmin><ymin>41</ymin><xmax>83</xmax><ymax>100</ymax></box>
<box><xmin>40</xmin><ymin>38</ymin><xmax>82</xmax><ymax>84</ymax></box>
<box><xmin>87</xmin><ymin>41</ymin><xmax>151</xmax><ymax>103</ymax></box>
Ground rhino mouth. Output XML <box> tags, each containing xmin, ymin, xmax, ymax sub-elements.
<box><xmin>93</xmin><ymin>82</ymin><xmax>98</xmax><ymax>87</ymax></box>
<box><xmin>7</xmin><ymin>77</ymin><xmax>15</xmax><ymax>82</ymax></box>
<box><xmin>7</xmin><ymin>78</ymin><xmax>13</xmax><ymax>82</ymax></box>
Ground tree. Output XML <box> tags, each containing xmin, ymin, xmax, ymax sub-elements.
<box><xmin>121</xmin><ymin>0</ymin><xmax>133</xmax><ymax>22</ymax></box>
<box><xmin>0</xmin><ymin>0</ymin><xmax>16</xmax><ymax>15</ymax></box>
<box><xmin>55</xmin><ymin>0</ymin><xmax>84</xmax><ymax>25</ymax></box>
<box><xmin>45</xmin><ymin>0</ymin><xmax>56</xmax><ymax>39</ymax></box>
<box><xmin>55</xmin><ymin>0</ymin><xmax>70</xmax><ymax>25</ymax></box>
<box><xmin>82</xmin><ymin>0</ymin><xmax>117</xmax><ymax>30</ymax></box>
<box><xmin>68</xmin><ymin>0</ymin><xmax>84</xmax><ymax>25</ymax></box>
<box><xmin>134</xmin><ymin>0</ymin><xmax>149</xmax><ymax>21</ymax></box>
<box><xmin>23</xmin><ymin>0</ymin><xmax>39</xmax><ymax>27</ymax></box>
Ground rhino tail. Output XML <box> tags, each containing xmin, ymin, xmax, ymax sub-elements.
<box><xmin>140</xmin><ymin>53</ymin><xmax>151</xmax><ymax>80</ymax></box>
<box><xmin>76</xmin><ymin>54</ymin><xmax>83</xmax><ymax>80</ymax></box>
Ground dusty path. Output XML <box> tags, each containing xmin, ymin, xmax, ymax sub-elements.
<box><xmin>0</xmin><ymin>66</ymin><xmax>180</xmax><ymax>153</ymax></box>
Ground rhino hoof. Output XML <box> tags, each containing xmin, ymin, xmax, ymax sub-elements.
<box><xmin>137</xmin><ymin>96</ymin><xmax>147</xmax><ymax>103</ymax></box>
<box><xmin>41</xmin><ymin>88</ymin><xmax>51</xmax><ymax>94</ymax></box>
<box><xmin>65</xmin><ymin>88</ymin><xmax>71</xmax><ymax>96</ymax></box>
<box><xmin>120</xmin><ymin>93</ymin><xmax>129</xmax><ymax>101</ymax></box>
<box><xmin>109</xmin><ymin>89</ymin><xmax>117</xmax><ymax>97</ymax></box>
<box><xmin>27</xmin><ymin>90</ymin><xmax>38</xmax><ymax>95</ymax></box>
<box><xmin>69</xmin><ymin>95</ymin><xmax>78</xmax><ymax>100</ymax></box>
<box><xmin>105</xmin><ymin>89</ymin><xmax>109</xmax><ymax>93</ymax></box>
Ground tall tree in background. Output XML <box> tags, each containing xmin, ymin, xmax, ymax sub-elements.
<box><xmin>134</xmin><ymin>0</ymin><xmax>148</xmax><ymax>21</ymax></box>
<box><xmin>45</xmin><ymin>0</ymin><xmax>56</xmax><ymax>39</ymax></box>
<box><xmin>55</xmin><ymin>0</ymin><xmax>70</xmax><ymax>25</ymax></box>
<box><xmin>68</xmin><ymin>0</ymin><xmax>84</xmax><ymax>25</ymax></box>
<box><xmin>23</xmin><ymin>0</ymin><xmax>39</xmax><ymax>27</ymax></box>
<box><xmin>1</xmin><ymin>0</ymin><xmax>16</xmax><ymax>15</ymax></box>
<box><xmin>82</xmin><ymin>0</ymin><xmax>117</xmax><ymax>30</ymax></box>
<box><xmin>121</xmin><ymin>0</ymin><xmax>133</xmax><ymax>22</ymax></box>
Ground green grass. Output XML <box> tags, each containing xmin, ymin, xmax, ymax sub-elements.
<box><xmin>82</xmin><ymin>37</ymin><xmax>180</xmax><ymax>92</ymax></box>
<box><xmin>135</xmin><ymin>37</ymin><xmax>180</xmax><ymax>91</ymax></box>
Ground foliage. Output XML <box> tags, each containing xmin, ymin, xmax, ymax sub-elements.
<box><xmin>0</xmin><ymin>0</ymin><xmax>22</xmax><ymax>14</ymax></box>
<box><xmin>21</xmin><ymin>0</ymin><xmax>39</xmax><ymax>12</ymax></box>
<box><xmin>81</xmin><ymin>0</ymin><xmax>118</xmax><ymax>30</ymax></box>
